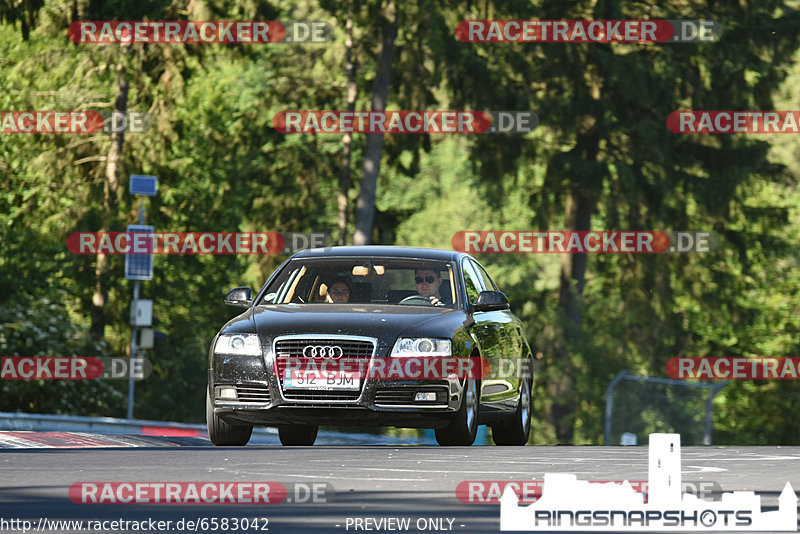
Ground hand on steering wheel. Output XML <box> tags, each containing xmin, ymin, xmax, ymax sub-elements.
<box><xmin>398</xmin><ymin>295</ymin><xmax>443</xmax><ymax>306</ymax></box>
<box><xmin>398</xmin><ymin>295</ymin><xmax>435</xmax><ymax>306</ymax></box>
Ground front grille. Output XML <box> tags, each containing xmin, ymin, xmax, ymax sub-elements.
<box><xmin>280</xmin><ymin>391</ymin><xmax>361</xmax><ymax>402</ymax></box>
<box><xmin>374</xmin><ymin>389</ymin><xmax>416</xmax><ymax>403</ymax></box>
<box><xmin>235</xmin><ymin>384</ymin><xmax>271</xmax><ymax>403</ymax></box>
<box><xmin>274</xmin><ymin>338</ymin><xmax>374</xmax><ymax>359</ymax></box>
<box><xmin>374</xmin><ymin>387</ymin><xmax>448</xmax><ymax>406</ymax></box>
<box><xmin>274</xmin><ymin>336</ymin><xmax>376</xmax><ymax>404</ymax></box>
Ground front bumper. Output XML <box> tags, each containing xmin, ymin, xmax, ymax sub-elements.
<box><xmin>210</xmin><ymin>380</ymin><xmax>464</xmax><ymax>429</ymax></box>
<box><xmin>209</xmin><ymin>340</ymin><xmax>465</xmax><ymax>428</ymax></box>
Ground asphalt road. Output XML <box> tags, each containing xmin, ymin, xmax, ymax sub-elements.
<box><xmin>0</xmin><ymin>433</ymin><xmax>798</xmax><ymax>533</ymax></box>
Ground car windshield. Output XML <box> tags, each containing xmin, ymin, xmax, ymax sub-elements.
<box><xmin>258</xmin><ymin>257</ymin><xmax>458</xmax><ymax>308</ymax></box>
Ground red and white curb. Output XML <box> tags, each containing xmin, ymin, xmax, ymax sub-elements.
<box><xmin>0</xmin><ymin>430</ymin><xmax>205</xmax><ymax>448</ymax></box>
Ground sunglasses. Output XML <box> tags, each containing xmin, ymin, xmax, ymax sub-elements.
<box><xmin>415</xmin><ymin>276</ymin><xmax>437</xmax><ymax>284</ymax></box>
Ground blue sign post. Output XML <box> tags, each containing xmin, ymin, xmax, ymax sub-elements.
<box><xmin>126</xmin><ymin>175</ymin><xmax>157</xmax><ymax>420</ymax></box>
<box><xmin>129</xmin><ymin>175</ymin><xmax>158</xmax><ymax>196</ymax></box>
<box><xmin>124</xmin><ymin>225</ymin><xmax>154</xmax><ymax>281</ymax></box>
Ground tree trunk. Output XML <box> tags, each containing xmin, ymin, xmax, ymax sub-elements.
<box><xmin>91</xmin><ymin>67</ymin><xmax>128</xmax><ymax>341</ymax></box>
<box><xmin>338</xmin><ymin>8</ymin><xmax>357</xmax><ymax>246</ymax></box>
<box><xmin>547</xmin><ymin>122</ymin><xmax>599</xmax><ymax>443</ymax></box>
<box><xmin>559</xmin><ymin>187</ymin><xmax>593</xmax><ymax>342</ymax></box>
<box><xmin>353</xmin><ymin>0</ymin><xmax>397</xmax><ymax>246</ymax></box>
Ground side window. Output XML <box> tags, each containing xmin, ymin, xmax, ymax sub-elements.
<box><xmin>267</xmin><ymin>272</ymin><xmax>296</xmax><ymax>303</ymax></box>
<box><xmin>470</xmin><ymin>260</ymin><xmax>498</xmax><ymax>291</ymax></box>
<box><xmin>274</xmin><ymin>267</ymin><xmax>306</xmax><ymax>303</ymax></box>
<box><xmin>461</xmin><ymin>260</ymin><xmax>482</xmax><ymax>303</ymax></box>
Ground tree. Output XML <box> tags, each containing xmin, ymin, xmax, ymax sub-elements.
<box><xmin>353</xmin><ymin>0</ymin><xmax>397</xmax><ymax>245</ymax></box>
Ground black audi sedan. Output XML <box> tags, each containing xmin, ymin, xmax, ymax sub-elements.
<box><xmin>207</xmin><ymin>246</ymin><xmax>533</xmax><ymax>446</ymax></box>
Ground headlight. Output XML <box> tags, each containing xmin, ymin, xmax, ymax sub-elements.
<box><xmin>391</xmin><ymin>338</ymin><xmax>451</xmax><ymax>357</ymax></box>
<box><xmin>214</xmin><ymin>334</ymin><xmax>262</xmax><ymax>356</ymax></box>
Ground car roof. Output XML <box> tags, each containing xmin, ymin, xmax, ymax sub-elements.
<box><xmin>291</xmin><ymin>245</ymin><xmax>463</xmax><ymax>262</ymax></box>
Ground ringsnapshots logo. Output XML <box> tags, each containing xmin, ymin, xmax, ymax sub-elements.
<box><xmin>500</xmin><ymin>434</ymin><xmax>797</xmax><ymax>531</ymax></box>
<box><xmin>456</xmin><ymin>20</ymin><xmax>721</xmax><ymax>43</ymax></box>
<box><xmin>68</xmin><ymin>21</ymin><xmax>332</xmax><ymax>44</ymax></box>
<box><xmin>272</xmin><ymin>111</ymin><xmax>537</xmax><ymax>134</ymax></box>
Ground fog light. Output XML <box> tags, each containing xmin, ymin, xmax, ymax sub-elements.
<box><xmin>217</xmin><ymin>387</ymin><xmax>237</xmax><ymax>400</ymax></box>
<box><xmin>415</xmin><ymin>392</ymin><xmax>436</xmax><ymax>402</ymax></box>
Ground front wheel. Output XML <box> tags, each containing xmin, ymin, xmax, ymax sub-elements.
<box><xmin>436</xmin><ymin>379</ymin><xmax>479</xmax><ymax>446</ymax></box>
<box><xmin>492</xmin><ymin>378</ymin><xmax>531</xmax><ymax>445</ymax></box>
<box><xmin>206</xmin><ymin>390</ymin><xmax>253</xmax><ymax>446</ymax></box>
<box><xmin>278</xmin><ymin>424</ymin><xmax>318</xmax><ymax>446</ymax></box>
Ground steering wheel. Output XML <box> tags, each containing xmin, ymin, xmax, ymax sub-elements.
<box><xmin>399</xmin><ymin>295</ymin><xmax>434</xmax><ymax>306</ymax></box>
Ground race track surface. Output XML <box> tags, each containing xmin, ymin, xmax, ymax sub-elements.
<box><xmin>0</xmin><ymin>433</ymin><xmax>798</xmax><ymax>533</ymax></box>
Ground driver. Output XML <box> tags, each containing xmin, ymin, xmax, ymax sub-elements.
<box><xmin>414</xmin><ymin>269</ymin><xmax>451</xmax><ymax>306</ymax></box>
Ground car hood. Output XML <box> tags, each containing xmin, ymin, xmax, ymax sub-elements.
<box><xmin>222</xmin><ymin>303</ymin><xmax>465</xmax><ymax>348</ymax></box>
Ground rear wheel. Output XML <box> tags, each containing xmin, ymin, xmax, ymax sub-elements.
<box><xmin>206</xmin><ymin>390</ymin><xmax>253</xmax><ymax>446</ymax></box>
<box><xmin>435</xmin><ymin>379</ymin><xmax>479</xmax><ymax>446</ymax></box>
<box><xmin>492</xmin><ymin>378</ymin><xmax>531</xmax><ymax>445</ymax></box>
<box><xmin>278</xmin><ymin>424</ymin><xmax>318</xmax><ymax>446</ymax></box>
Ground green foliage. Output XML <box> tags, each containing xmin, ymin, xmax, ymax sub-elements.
<box><xmin>2</xmin><ymin>0</ymin><xmax>800</xmax><ymax>445</ymax></box>
<box><xmin>0</xmin><ymin>294</ymin><xmax>125</xmax><ymax>414</ymax></box>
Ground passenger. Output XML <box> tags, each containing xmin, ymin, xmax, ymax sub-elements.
<box><xmin>326</xmin><ymin>278</ymin><xmax>351</xmax><ymax>303</ymax></box>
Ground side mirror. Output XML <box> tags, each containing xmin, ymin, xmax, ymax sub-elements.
<box><xmin>224</xmin><ymin>287</ymin><xmax>253</xmax><ymax>308</ymax></box>
<box><xmin>471</xmin><ymin>290</ymin><xmax>510</xmax><ymax>312</ymax></box>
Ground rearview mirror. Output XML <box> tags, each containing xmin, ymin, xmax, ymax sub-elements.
<box><xmin>471</xmin><ymin>290</ymin><xmax>510</xmax><ymax>312</ymax></box>
<box><xmin>224</xmin><ymin>287</ymin><xmax>253</xmax><ymax>308</ymax></box>
<box><xmin>352</xmin><ymin>265</ymin><xmax>385</xmax><ymax>276</ymax></box>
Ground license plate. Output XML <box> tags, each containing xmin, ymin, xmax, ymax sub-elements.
<box><xmin>283</xmin><ymin>370</ymin><xmax>360</xmax><ymax>391</ymax></box>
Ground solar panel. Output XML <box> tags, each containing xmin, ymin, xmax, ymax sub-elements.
<box><xmin>124</xmin><ymin>225</ymin><xmax>154</xmax><ymax>280</ymax></box>
<box><xmin>129</xmin><ymin>175</ymin><xmax>157</xmax><ymax>196</ymax></box>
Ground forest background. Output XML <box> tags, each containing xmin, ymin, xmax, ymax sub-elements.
<box><xmin>2</xmin><ymin>0</ymin><xmax>800</xmax><ymax>445</ymax></box>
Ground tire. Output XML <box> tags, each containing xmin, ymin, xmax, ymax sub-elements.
<box><xmin>492</xmin><ymin>377</ymin><xmax>531</xmax><ymax>445</ymax></box>
<box><xmin>278</xmin><ymin>424</ymin><xmax>318</xmax><ymax>446</ymax></box>
<box><xmin>206</xmin><ymin>390</ymin><xmax>253</xmax><ymax>446</ymax></box>
<box><xmin>435</xmin><ymin>379</ymin><xmax>479</xmax><ymax>446</ymax></box>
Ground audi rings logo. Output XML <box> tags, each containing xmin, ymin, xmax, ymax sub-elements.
<box><xmin>302</xmin><ymin>345</ymin><xmax>344</xmax><ymax>358</ymax></box>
